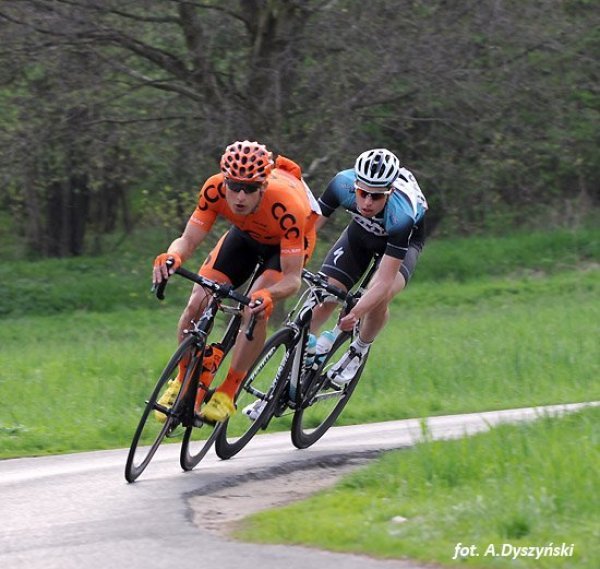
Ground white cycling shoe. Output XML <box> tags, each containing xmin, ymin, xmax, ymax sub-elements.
<box><xmin>326</xmin><ymin>346</ymin><xmax>368</xmax><ymax>387</ymax></box>
<box><xmin>242</xmin><ymin>399</ymin><xmax>268</xmax><ymax>422</ymax></box>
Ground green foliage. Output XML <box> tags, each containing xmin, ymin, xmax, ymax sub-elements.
<box><xmin>414</xmin><ymin>227</ymin><xmax>598</xmax><ymax>283</ymax></box>
<box><xmin>0</xmin><ymin>229</ymin><xmax>598</xmax><ymax>458</ymax></box>
<box><xmin>1</xmin><ymin>225</ymin><xmax>597</xmax><ymax>318</ymax></box>
<box><xmin>0</xmin><ymin>0</ymin><xmax>598</xmax><ymax>251</ymax></box>
<box><xmin>236</xmin><ymin>408</ymin><xmax>599</xmax><ymax>567</ymax></box>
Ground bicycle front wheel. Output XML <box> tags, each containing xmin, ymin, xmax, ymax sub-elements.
<box><xmin>125</xmin><ymin>336</ymin><xmax>198</xmax><ymax>482</ymax></box>
<box><xmin>291</xmin><ymin>331</ymin><xmax>367</xmax><ymax>449</ymax></box>
<box><xmin>180</xmin><ymin>422</ymin><xmax>221</xmax><ymax>471</ymax></box>
<box><xmin>214</xmin><ymin>328</ymin><xmax>295</xmax><ymax>460</ymax></box>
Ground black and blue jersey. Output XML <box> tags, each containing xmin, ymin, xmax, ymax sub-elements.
<box><xmin>318</xmin><ymin>167</ymin><xmax>427</xmax><ymax>260</ymax></box>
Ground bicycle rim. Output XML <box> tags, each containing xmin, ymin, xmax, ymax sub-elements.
<box><xmin>291</xmin><ymin>332</ymin><xmax>366</xmax><ymax>449</ymax></box>
<box><xmin>180</xmin><ymin>328</ymin><xmax>239</xmax><ymax>470</ymax></box>
<box><xmin>180</xmin><ymin>422</ymin><xmax>221</xmax><ymax>471</ymax></box>
<box><xmin>178</xmin><ymin>348</ymin><xmax>224</xmax><ymax>472</ymax></box>
<box><xmin>124</xmin><ymin>337</ymin><xmax>197</xmax><ymax>482</ymax></box>
<box><xmin>215</xmin><ymin>328</ymin><xmax>294</xmax><ymax>460</ymax></box>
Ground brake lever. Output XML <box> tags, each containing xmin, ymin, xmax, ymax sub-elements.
<box><xmin>245</xmin><ymin>313</ymin><xmax>258</xmax><ymax>341</ymax></box>
<box><xmin>152</xmin><ymin>258</ymin><xmax>175</xmax><ymax>300</ymax></box>
<box><xmin>245</xmin><ymin>295</ymin><xmax>266</xmax><ymax>341</ymax></box>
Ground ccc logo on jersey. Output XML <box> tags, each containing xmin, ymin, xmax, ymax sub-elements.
<box><xmin>272</xmin><ymin>202</ymin><xmax>299</xmax><ymax>239</ymax></box>
<box><xmin>197</xmin><ymin>182</ymin><xmax>226</xmax><ymax>211</ymax></box>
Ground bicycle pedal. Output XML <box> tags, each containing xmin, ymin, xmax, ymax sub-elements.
<box><xmin>324</xmin><ymin>378</ymin><xmax>344</xmax><ymax>391</ymax></box>
<box><xmin>165</xmin><ymin>424</ymin><xmax>184</xmax><ymax>438</ymax></box>
<box><xmin>194</xmin><ymin>407</ymin><xmax>219</xmax><ymax>426</ymax></box>
<box><xmin>192</xmin><ymin>413</ymin><xmax>207</xmax><ymax>428</ymax></box>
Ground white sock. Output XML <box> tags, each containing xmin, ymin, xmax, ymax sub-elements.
<box><xmin>352</xmin><ymin>336</ymin><xmax>372</xmax><ymax>356</ymax></box>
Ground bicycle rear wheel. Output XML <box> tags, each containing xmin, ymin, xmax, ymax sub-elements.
<box><xmin>291</xmin><ymin>331</ymin><xmax>367</xmax><ymax>449</ymax></box>
<box><xmin>214</xmin><ymin>328</ymin><xmax>294</xmax><ymax>460</ymax></box>
<box><xmin>125</xmin><ymin>336</ymin><xmax>198</xmax><ymax>482</ymax></box>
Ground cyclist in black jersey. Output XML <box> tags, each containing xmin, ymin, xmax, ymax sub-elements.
<box><xmin>310</xmin><ymin>148</ymin><xmax>428</xmax><ymax>385</ymax></box>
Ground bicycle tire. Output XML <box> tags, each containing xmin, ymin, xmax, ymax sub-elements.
<box><xmin>125</xmin><ymin>335</ymin><xmax>198</xmax><ymax>482</ymax></box>
<box><xmin>214</xmin><ymin>328</ymin><xmax>295</xmax><ymax>460</ymax></box>
<box><xmin>179</xmin><ymin>318</ymin><xmax>245</xmax><ymax>470</ymax></box>
<box><xmin>291</xmin><ymin>331</ymin><xmax>367</xmax><ymax>449</ymax></box>
<box><xmin>179</xmin><ymin>420</ymin><xmax>221</xmax><ymax>471</ymax></box>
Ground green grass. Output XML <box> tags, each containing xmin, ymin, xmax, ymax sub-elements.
<box><xmin>0</xmin><ymin>225</ymin><xmax>597</xmax><ymax>318</ymax></box>
<box><xmin>0</xmin><ymin>225</ymin><xmax>597</xmax><ymax>457</ymax></box>
<box><xmin>0</xmin><ymin>309</ymin><xmax>178</xmax><ymax>455</ymax></box>
<box><xmin>413</xmin><ymin>227</ymin><xmax>598</xmax><ymax>283</ymax></box>
<box><xmin>0</xmin><ymin>226</ymin><xmax>598</xmax><ymax>565</ymax></box>
<box><xmin>235</xmin><ymin>407</ymin><xmax>599</xmax><ymax>568</ymax></box>
<box><xmin>0</xmin><ymin>265</ymin><xmax>597</xmax><ymax>458</ymax></box>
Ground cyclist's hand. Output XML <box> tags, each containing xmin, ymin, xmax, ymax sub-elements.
<box><xmin>338</xmin><ymin>310</ymin><xmax>359</xmax><ymax>332</ymax></box>
<box><xmin>249</xmin><ymin>288</ymin><xmax>274</xmax><ymax>319</ymax></box>
<box><xmin>153</xmin><ymin>252</ymin><xmax>182</xmax><ymax>285</ymax></box>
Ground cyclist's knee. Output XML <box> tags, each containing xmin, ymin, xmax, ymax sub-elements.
<box><xmin>180</xmin><ymin>287</ymin><xmax>209</xmax><ymax>324</ymax></box>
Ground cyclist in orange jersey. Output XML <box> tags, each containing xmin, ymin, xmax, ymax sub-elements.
<box><xmin>153</xmin><ymin>140</ymin><xmax>320</xmax><ymax>423</ymax></box>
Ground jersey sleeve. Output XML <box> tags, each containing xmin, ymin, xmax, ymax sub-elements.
<box><xmin>189</xmin><ymin>176</ymin><xmax>222</xmax><ymax>232</ymax></box>
<box><xmin>384</xmin><ymin>215</ymin><xmax>417</xmax><ymax>260</ymax></box>
<box><xmin>317</xmin><ymin>172</ymin><xmax>349</xmax><ymax>217</ymax></box>
<box><xmin>278</xmin><ymin>199</ymin><xmax>307</xmax><ymax>256</ymax></box>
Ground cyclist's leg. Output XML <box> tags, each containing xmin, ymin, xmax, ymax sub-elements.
<box><xmin>311</xmin><ymin>223</ymin><xmax>375</xmax><ymax>333</ymax></box>
<box><xmin>199</xmin><ymin>234</ymin><xmax>280</xmax><ymax>421</ymax></box>
<box><xmin>357</xmin><ymin>270</ymin><xmax>405</xmax><ymax>341</ymax></box>
<box><xmin>359</xmin><ymin>239</ymin><xmax>423</xmax><ymax>341</ymax></box>
<box><xmin>214</xmin><ymin>237</ymin><xmax>284</xmax><ymax>400</ymax></box>
<box><xmin>309</xmin><ymin>277</ymin><xmax>346</xmax><ymax>333</ymax></box>
<box><xmin>173</xmin><ymin>230</ymin><xmax>258</xmax><ymax>404</ymax></box>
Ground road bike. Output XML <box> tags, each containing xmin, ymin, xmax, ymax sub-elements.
<box><xmin>214</xmin><ymin>259</ymin><xmax>379</xmax><ymax>459</ymax></box>
<box><xmin>125</xmin><ymin>263</ymin><xmax>258</xmax><ymax>482</ymax></box>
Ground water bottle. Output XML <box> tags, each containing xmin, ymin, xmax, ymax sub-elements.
<box><xmin>304</xmin><ymin>333</ymin><xmax>317</xmax><ymax>368</ymax></box>
<box><xmin>315</xmin><ymin>329</ymin><xmax>338</xmax><ymax>361</ymax></box>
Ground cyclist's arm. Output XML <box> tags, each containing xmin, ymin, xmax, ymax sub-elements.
<box><xmin>355</xmin><ymin>254</ymin><xmax>402</xmax><ymax>317</ymax></box>
<box><xmin>248</xmin><ymin>254</ymin><xmax>303</xmax><ymax>317</ymax></box>
<box><xmin>168</xmin><ymin>221</ymin><xmax>208</xmax><ymax>263</ymax></box>
<box><xmin>339</xmin><ymin>217</ymin><xmax>415</xmax><ymax>329</ymax></box>
<box><xmin>269</xmin><ymin>254</ymin><xmax>304</xmax><ymax>301</ymax></box>
<box><xmin>315</xmin><ymin>215</ymin><xmax>329</xmax><ymax>231</ymax></box>
<box><xmin>338</xmin><ymin>254</ymin><xmax>402</xmax><ymax>329</ymax></box>
<box><xmin>153</xmin><ymin>222</ymin><xmax>208</xmax><ymax>284</ymax></box>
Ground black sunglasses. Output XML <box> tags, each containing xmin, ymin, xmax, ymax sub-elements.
<box><xmin>225</xmin><ymin>179</ymin><xmax>262</xmax><ymax>194</ymax></box>
<box><xmin>355</xmin><ymin>187</ymin><xmax>390</xmax><ymax>201</ymax></box>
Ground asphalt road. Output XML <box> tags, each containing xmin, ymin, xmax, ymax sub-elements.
<box><xmin>1</xmin><ymin>402</ymin><xmax>595</xmax><ymax>569</ymax></box>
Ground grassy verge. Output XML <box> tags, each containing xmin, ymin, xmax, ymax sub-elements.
<box><xmin>0</xmin><ymin>227</ymin><xmax>598</xmax><ymax>457</ymax></box>
<box><xmin>235</xmin><ymin>407</ymin><xmax>599</xmax><ymax>568</ymax></box>
<box><xmin>0</xmin><ymin>225</ymin><xmax>597</xmax><ymax>318</ymax></box>
<box><xmin>0</xmin><ymin>267</ymin><xmax>597</xmax><ymax>458</ymax></box>
<box><xmin>0</xmin><ymin>309</ymin><xmax>178</xmax><ymax>456</ymax></box>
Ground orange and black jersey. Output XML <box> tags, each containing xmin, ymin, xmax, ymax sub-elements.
<box><xmin>190</xmin><ymin>158</ymin><xmax>318</xmax><ymax>257</ymax></box>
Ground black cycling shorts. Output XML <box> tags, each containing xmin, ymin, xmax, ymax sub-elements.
<box><xmin>320</xmin><ymin>221</ymin><xmax>423</xmax><ymax>290</ymax></box>
<box><xmin>199</xmin><ymin>226</ymin><xmax>282</xmax><ymax>287</ymax></box>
